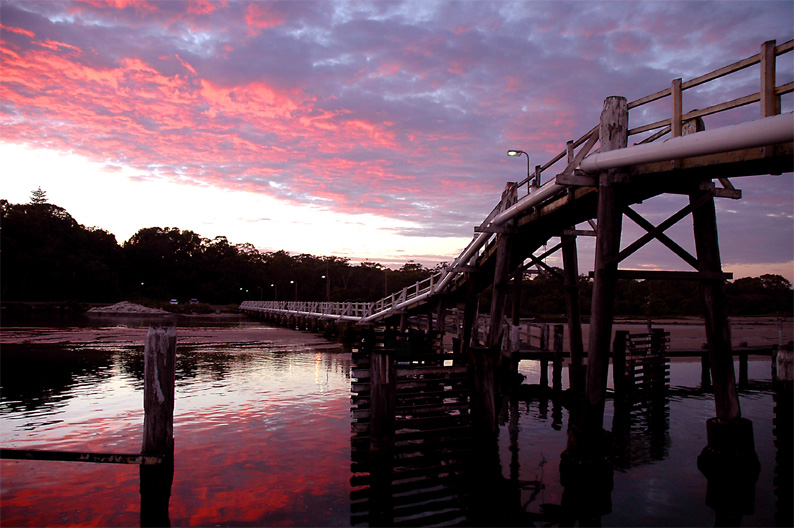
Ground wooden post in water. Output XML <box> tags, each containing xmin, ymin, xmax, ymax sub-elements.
<box><xmin>367</xmin><ymin>330</ymin><xmax>396</xmax><ymax>526</ymax></box>
<box><xmin>553</xmin><ymin>324</ymin><xmax>564</xmax><ymax>392</ymax></box>
<box><xmin>562</xmin><ymin>234</ymin><xmax>585</xmax><ymax>398</ymax></box>
<box><xmin>690</xmin><ymin>189</ymin><xmax>741</xmax><ymax>423</ymax></box>
<box><xmin>612</xmin><ymin>331</ymin><xmax>628</xmax><ymax>397</ymax></box>
<box><xmin>142</xmin><ymin>325</ymin><xmax>176</xmax><ymax>456</ymax></box>
<box><xmin>436</xmin><ymin>296</ymin><xmax>447</xmax><ymax>343</ymax></box>
<box><xmin>691</xmin><ymin>187</ymin><xmax>759</xmax><ymax>488</ymax></box>
<box><xmin>582</xmin><ymin>95</ymin><xmax>628</xmax><ymax>434</ymax></box>
<box><xmin>140</xmin><ymin>324</ymin><xmax>176</xmax><ymax>528</ymax></box>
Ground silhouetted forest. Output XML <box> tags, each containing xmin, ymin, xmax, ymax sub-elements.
<box><xmin>1</xmin><ymin>191</ymin><xmax>791</xmax><ymax>316</ymax></box>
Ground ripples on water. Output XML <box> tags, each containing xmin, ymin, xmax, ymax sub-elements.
<box><xmin>1</xmin><ymin>320</ymin><xmax>789</xmax><ymax>527</ymax></box>
<box><xmin>1</xmin><ymin>327</ymin><xmax>353</xmax><ymax>527</ymax></box>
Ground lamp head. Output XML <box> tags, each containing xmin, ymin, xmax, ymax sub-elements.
<box><xmin>507</xmin><ymin>149</ymin><xmax>523</xmax><ymax>157</ymax></box>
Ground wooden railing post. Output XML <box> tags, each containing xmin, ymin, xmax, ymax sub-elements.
<box><xmin>761</xmin><ymin>40</ymin><xmax>777</xmax><ymax>118</ymax></box>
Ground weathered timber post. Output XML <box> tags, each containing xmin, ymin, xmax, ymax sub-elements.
<box><xmin>436</xmin><ymin>296</ymin><xmax>447</xmax><ymax>343</ymax></box>
<box><xmin>367</xmin><ymin>330</ymin><xmax>396</xmax><ymax>526</ymax></box>
<box><xmin>510</xmin><ymin>275</ymin><xmax>522</xmax><ymax>356</ymax></box>
<box><xmin>562</xmin><ymin>234</ymin><xmax>585</xmax><ymax>398</ymax></box>
<box><xmin>691</xmin><ymin>187</ymin><xmax>759</xmax><ymax>492</ymax></box>
<box><xmin>553</xmin><ymin>324</ymin><xmax>564</xmax><ymax>392</ymax></box>
<box><xmin>461</xmin><ymin>272</ymin><xmax>480</xmax><ymax>357</ymax></box>
<box><xmin>487</xmin><ymin>183</ymin><xmax>518</xmax><ymax>358</ymax></box>
<box><xmin>612</xmin><ymin>331</ymin><xmax>628</xmax><ymax>397</ymax></box>
<box><xmin>469</xmin><ymin>345</ymin><xmax>499</xmax><ymax>438</ymax></box>
<box><xmin>140</xmin><ymin>324</ymin><xmax>176</xmax><ymax>528</ymax></box>
<box><xmin>142</xmin><ymin>325</ymin><xmax>176</xmax><ymax>456</ymax></box>
<box><xmin>582</xmin><ymin>95</ymin><xmax>628</xmax><ymax>434</ymax></box>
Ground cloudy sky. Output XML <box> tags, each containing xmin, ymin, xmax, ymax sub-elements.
<box><xmin>1</xmin><ymin>0</ymin><xmax>792</xmax><ymax>280</ymax></box>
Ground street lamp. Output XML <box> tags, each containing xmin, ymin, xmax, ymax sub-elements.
<box><xmin>271</xmin><ymin>283</ymin><xmax>277</xmax><ymax>301</ymax></box>
<box><xmin>507</xmin><ymin>149</ymin><xmax>536</xmax><ymax>189</ymax></box>
<box><xmin>321</xmin><ymin>275</ymin><xmax>330</xmax><ymax>302</ymax></box>
<box><xmin>290</xmin><ymin>280</ymin><xmax>297</xmax><ymax>301</ymax></box>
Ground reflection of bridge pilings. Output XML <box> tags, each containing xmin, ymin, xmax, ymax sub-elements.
<box><xmin>611</xmin><ymin>330</ymin><xmax>671</xmax><ymax>469</ymax></box>
<box><xmin>560</xmin><ymin>427</ymin><xmax>614</xmax><ymax>526</ymax></box>
<box><xmin>350</xmin><ymin>329</ymin><xmax>540</xmax><ymax>526</ymax></box>
<box><xmin>697</xmin><ymin>418</ymin><xmax>760</xmax><ymax>525</ymax></box>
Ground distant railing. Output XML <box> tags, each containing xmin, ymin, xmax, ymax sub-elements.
<box><xmin>246</xmin><ymin>39</ymin><xmax>793</xmax><ymax>326</ymax></box>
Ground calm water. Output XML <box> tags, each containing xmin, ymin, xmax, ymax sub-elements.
<box><xmin>1</xmin><ymin>317</ymin><xmax>790</xmax><ymax>526</ymax></box>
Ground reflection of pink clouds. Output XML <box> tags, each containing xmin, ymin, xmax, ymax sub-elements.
<box><xmin>168</xmin><ymin>397</ymin><xmax>351</xmax><ymax>526</ymax></box>
<box><xmin>1</xmin><ymin>460</ymin><xmax>140</xmax><ymax>527</ymax></box>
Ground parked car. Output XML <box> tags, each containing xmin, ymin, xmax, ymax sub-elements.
<box><xmin>190</xmin><ymin>298</ymin><xmax>198</xmax><ymax>304</ymax></box>
<box><xmin>170</xmin><ymin>299</ymin><xmax>178</xmax><ymax>305</ymax></box>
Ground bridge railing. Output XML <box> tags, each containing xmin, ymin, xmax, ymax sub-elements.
<box><xmin>240</xmin><ymin>300</ymin><xmax>373</xmax><ymax>321</ymax></box>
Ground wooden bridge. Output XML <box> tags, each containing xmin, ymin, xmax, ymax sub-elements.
<box><xmin>242</xmin><ymin>38</ymin><xmax>792</xmax><ymax>509</ymax></box>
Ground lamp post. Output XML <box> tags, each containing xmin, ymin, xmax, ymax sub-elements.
<box><xmin>507</xmin><ymin>149</ymin><xmax>536</xmax><ymax>189</ymax></box>
<box><xmin>321</xmin><ymin>275</ymin><xmax>330</xmax><ymax>302</ymax></box>
<box><xmin>290</xmin><ymin>280</ymin><xmax>297</xmax><ymax>301</ymax></box>
<box><xmin>271</xmin><ymin>283</ymin><xmax>277</xmax><ymax>301</ymax></box>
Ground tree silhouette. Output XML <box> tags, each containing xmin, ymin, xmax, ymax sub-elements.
<box><xmin>29</xmin><ymin>187</ymin><xmax>47</xmax><ymax>204</ymax></box>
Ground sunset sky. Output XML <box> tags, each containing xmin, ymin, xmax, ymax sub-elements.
<box><xmin>1</xmin><ymin>1</ymin><xmax>792</xmax><ymax>280</ymax></box>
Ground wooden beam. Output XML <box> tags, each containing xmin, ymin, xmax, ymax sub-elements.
<box><xmin>0</xmin><ymin>449</ymin><xmax>162</xmax><ymax>465</ymax></box>
<box><xmin>561</xmin><ymin>229</ymin><xmax>597</xmax><ymax>237</ymax></box>
<box><xmin>613</xmin><ymin>270</ymin><xmax>733</xmax><ymax>281</ymax></box>
<box><xmin>556</xmin><ymin>172</ymin><xmax>597</xmax><ymax>187</ymax></box>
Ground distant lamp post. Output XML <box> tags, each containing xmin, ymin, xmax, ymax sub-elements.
<box><xmin>321</xmin><ymin>275</ymin><xmax>330</xmax><ymax>302</ymax></box>
<box><xmin>271</xmin><ymin>283</ymin><xmax>277</xmax><ymax>301</ymax></box>
<box><xmin>290</xmin><ymin>280</ymin><xmax>297</xmax><ymax>301</ymax></box>
<box><xmin>507</xmin><ymin>149</ymin><xmax>537</xmax><ymax>189</ymax></box>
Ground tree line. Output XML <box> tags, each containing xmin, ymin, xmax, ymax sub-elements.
<box><xmin>1</xmin><ymin>191</ymin><xmax>791</xmax><ymax>316</ymax></box>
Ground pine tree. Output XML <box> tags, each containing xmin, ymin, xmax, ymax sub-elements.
<box><xmin>29</xmin><ymin>187</ymin><xmax>48</xmax><ymax>204</ymax></box>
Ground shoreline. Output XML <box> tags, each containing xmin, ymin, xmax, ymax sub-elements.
<box><xmin>1</xmin><ymin>315</ymin><xmax>790</xmax><ymax>350</ymax></box>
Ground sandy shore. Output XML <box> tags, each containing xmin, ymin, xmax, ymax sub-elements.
<box><xmin>1</xmin><ymin>314</ymin><xmax>790</xmax><ymax>351</ymax></box>
<box><xmin>0</xmin><ymin>314</ymin><xmax>339</xmax><ymax>349</ymax></box>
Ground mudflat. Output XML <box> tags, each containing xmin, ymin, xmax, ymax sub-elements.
<box><xmin>1</xmin><ymin>313</ymin><xmax>790</xmax><ymax>351</ymax></box>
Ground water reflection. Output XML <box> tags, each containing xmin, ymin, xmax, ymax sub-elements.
<box><xmin>1</xmin><ymin>330</ymin><xmax>354</xmax><ymax>527</ymax></box>
<box><xmin>0</xmin><ymin>322</ymin><xmax>787</xmax><ymax>527</ymax></box>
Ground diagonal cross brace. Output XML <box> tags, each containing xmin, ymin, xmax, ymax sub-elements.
<box><xmin>604</xmin><ymin>192</ymin><xmax>712</xmax><ymax>268</ymax></box>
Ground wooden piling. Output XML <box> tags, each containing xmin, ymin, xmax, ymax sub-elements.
<box><xmin>487</xmin><ymin>184</ymin><xmax>518</xmax><ymax>354</ymax></box>
<box><xmin>612</xmin><ymin>331</ymin><xmax>628</xmax><ymax>396</ymax></box>
<box><xmin>553</xmin><ymin>324</ymin><xmax>564</xmax><ymax>392</ymax></box>
<box><xmin>140</xmin><ymin>324</ymin><xmax>176</xmax><ymax>528</ymax></box>
<box><xmin>690</xmin><ymin>189</ymin><xmax>741</xmax><ymax>422</ymax></box>
<box><xmin>142</xmin><ymin>325</ymin><xmax>176</xmax><ymax>457</ymax></box>
<box><xmin>562</xmin><ymin>235</ymin><xmax>585</xmax><ymax>397</ymax></box>
<box><xmin>583</xmin><ymin>95</ymin><xmax>628</xmax><ymax>432</ymax></box>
